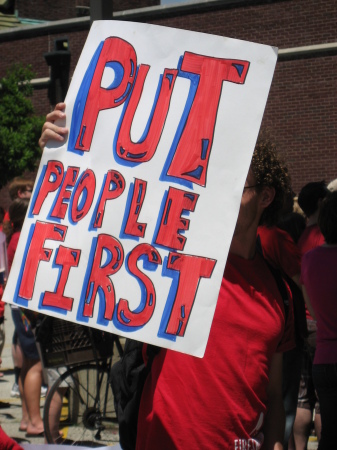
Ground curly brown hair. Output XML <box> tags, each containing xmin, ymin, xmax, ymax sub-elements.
<box><xmin>251</xmin><ymin>134</ymin><xmax>292</xmax><ymax>227</ymax></box>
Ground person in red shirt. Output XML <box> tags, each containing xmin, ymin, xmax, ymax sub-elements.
<box><xmin>292</xmin><ymin>181</ymin><xmax>329</xmax><ymax>449</ymax></box>
<box><xmin>3</xmin><ymin>178</ymin><xmax>34</xmax><ymax>399</ymax></box>
<box><xmin>6</xmin><ymin>198</ymin><xmax>45</xmax><ymax>437</ymax></box>
<box><xmin>300</xmin><ymin>191</ymin><xmax>337</xmax><ymax>449</ymax></box>
<box><xmin>258</xmin><ymin>223</ymin><xmax>306</xmax><ymax>450</ymax></box>
<box><xmin>298</xmin><ymin>181</ymin><xmax>327</xmax><ymax>258</ymax></box>
<box><xmin>2</xmin><ymin>177</ymin><xmax>34</xmax><ymax>238</ymax></box>
<box><xmin>135</xmin><ymin>136</ymin><xmax>295</xmax><ymax>450</ymax></box>
<box><xmin>39</xmin><ymin>107</ymin><xmax>294</xmax><ymax>449</ymax></box>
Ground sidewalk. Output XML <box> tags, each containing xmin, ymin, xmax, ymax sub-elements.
<box><xmin>0</xmin><ymin>306</ymin><xmax>122</xmax><ymax>447</ymax></box>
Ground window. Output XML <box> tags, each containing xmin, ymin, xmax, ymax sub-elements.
<box><xmin>161</xmin><ymin>0</ymin><xmax>191</xmax><ymax>5</ymax></box>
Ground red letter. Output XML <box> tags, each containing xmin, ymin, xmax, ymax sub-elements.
<box><xmin>50</xmin><ymin>167</ymin><xmax>80</xmax><ymax>219</ymax></box>
<box><xmin>18</xmin><ymin>222</ymin><xmax>67</xmax><ymax>300</ymax></box>
<box><xmin>167</xmin><ymin>53</ymin><xmax>250</xmax><ymax>186</ymax></box>
<box><xmin>92</xmin><ymin>170</ymin><xmax>125</xmax><ymax>228</ymax></box>
<box><xmin>123</xmin><ymin>179</ymin><xmax>147</xmax><ymax>238</ymax></box>
<box><xmin>70</xmin><ymin>169</ymin><xmax>96</xmax><ymax>223</ymax></box>
<box><xmin>75</xmin><ymin>37</ymin><xmax>137</xmax><ymax>152</ymax></box>
<box><xmin>155</xmin><ymin>187</ymin><xmax>199</xmax><ymax>251</ymax></box>
<box><xmin>32</xmin><ymin>161</ymin><xmax>64</xmax><ymax>215</ymax></box>
<box><xmin>82</xmin><ymin>234</ymin><xmax>124</xmax><ymax>320</ymax></box>
<box><xmin>116</xmin><ymin>68</ymin><xmax>178</xmax><ymax>162</ymax></box>
<box><xmin>164</xmin><ymin>252</ymin><xmax>216</xmax><ymax>336</ymax></box>
<box><xmin>117</xmin><ymin>244</ymin><xmax>162</xmax><ymax>327</ymax></box>
<box><xmin>42</xmin><ymin>246</ymin><xmax>81</xmax><ymax>311</ymax></box>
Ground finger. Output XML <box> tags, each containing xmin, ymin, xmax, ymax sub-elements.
<box><xmin>41</xmin><ymin>122</ymin><xmax>67</xmax><ymax>135</ymax></box>
<box><xmin>45</xmin><ymin>109</ymin><xmax>66</xmax><ymax>124</ymax></box>
<box><xmin>55</xmin><ymin>102</ymin><xmax>66</xmax><ymax>111</ymax></box>
<box><xmin>39</xmin><ymin>126</ymin><xmax>68</xmax><ymax>150</ymax></box>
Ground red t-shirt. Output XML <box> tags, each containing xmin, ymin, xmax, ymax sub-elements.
<box><xmin>298</xmin><ymin>224</ymin><xmax>325</xmax><ymax>257</ymax></box>
<box><xmin>301</xmin><ymin>246</ymin><xmax>337</xmax><ymax>364</ymax></box>
<box><xmin>136</xmin><ymin>252</ymin><xmax>294</xmax><ymax>450</ymax></box>
<box><xmin>257</xmin><ymin>225</ymin><xmax>301</xmax><ymax>279</ymax></box>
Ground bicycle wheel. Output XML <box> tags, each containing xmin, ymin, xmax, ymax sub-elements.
<box><xmin>43</xmin><ymin>363</ymin><xmax>119</xmax><ymax>446</ymax></box>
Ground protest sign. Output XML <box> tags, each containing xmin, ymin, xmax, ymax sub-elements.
<box><xmin>4</xmin><ymin>21</ymin><xmax>277</xmax><ymax>357</ymax></box>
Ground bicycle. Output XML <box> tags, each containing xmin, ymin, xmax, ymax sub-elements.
<box><xmin>37</xmin><ymin>317</ymin><xmax>124</xmax><ymax>446</ymax></box>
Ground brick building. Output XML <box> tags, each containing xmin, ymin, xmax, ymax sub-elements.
<box><xmin>0</xmin><ymin>0</ymin><xmax>336</xmax><ymax>197</ymax></box>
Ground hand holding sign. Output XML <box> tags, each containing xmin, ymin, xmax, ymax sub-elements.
<box><xmin>39</xmin><ymin>103</ymin><xmax>68</xmax><ymax>150</ymax></box>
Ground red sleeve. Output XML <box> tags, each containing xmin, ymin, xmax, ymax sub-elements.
<box><xmin>0</xmin><ymin>426</ymin><xmax>24</xmax><ymax>450</ymax></box>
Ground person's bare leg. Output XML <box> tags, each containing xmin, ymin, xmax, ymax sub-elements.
<box><xmin>18</xmin><ymin>373</ymin><xmax>29</xmax><ymax>431</ymax></box>
<box><xmin>293</xmin><ymin>407</ymin><xmax>313</xmax><ymax>450</ymax></box>
<box><xmin>44</xmin><ymin>387</ymin><xmax>67</xmax><ymax>442</ymax></box>
<box><xmin>14</xmin><ymin>344</ymin><xmax>29</xmax><ymax>431</ymax></box>
<box><xmin>23</xmin><ymin>359</ymin><xmax>44</xmax><ymax>435</ymax></box>
<box><xmin>314</xmin><ymin>412</ymin><xmax>321</xmax><ymax>442</ymax></box>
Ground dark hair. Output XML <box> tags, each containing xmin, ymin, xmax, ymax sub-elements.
<box><xmin>318</xmin><ymin>192</ymin><xmax>337</xmax><ymax>244</ymax></box>
<box><xmin>251</xmin><ymin>134</ymin><xmax>292</xmax><ymax>227</ymax></box>
<box><xmin>8</xmin><ymin>198</ymin><xmax>30</xmax><ymax>233</ymax></box>
<box><xmin>0</xmin><ymin>206</ymin><xmax>5</xmax><ymax>224</ymax></box>
<box><xmin>8</xmin><ymin>177</ymin><xmax>34</xmax><ymax>200</ymax></box>
<box><xmin>298</xmin><ymin>181</ymin><xmax>329</xmax><ymax>217</ymax></box>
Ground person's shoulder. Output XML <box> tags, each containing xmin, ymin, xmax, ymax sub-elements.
<box><xmin>298</xmin><ymin>224</ymin><xmax>324</xmax><ymax>253</ymax></box>
<box><xmin>258</xmin><ymin>225</ymin><xmax>293</xmax><ymax>242</ymax></box>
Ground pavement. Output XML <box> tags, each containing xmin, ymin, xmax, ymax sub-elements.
<box><xmin>0</xmin><ymin>305</ymin><xmax>319</xmax><ymax>449</ymax></box>
<box><xmin>0</xmin><ymin>306</ymin><xmax>121</xmax><ymax>447</ymax></box>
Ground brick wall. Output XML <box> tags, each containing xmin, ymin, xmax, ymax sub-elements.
<box><xmin>17</xmin><ymin>0</ymin><xmax>83</xmax><ymax>21</ymax></box>
<box><xmin>16</xmin><ymin>0</ymin><xmax>159</xmax><ymax>20</ymax></box>
<box><xmin>262</xmin><ymin>55</ymin><xmax>337</xmax><ymax>192</ymax></box>
<box><xmin>145</xmin><ymin>0</ymin><xmax>337</xmax><ymax>49</ymax></box>
<box><xmin>0</xmin><ymin>0</ymin><xmax>336</xmax><ymax>197</ymax></box>
<box><xmin>114</xmin><ymin>0</ymin><xmax>159</xmax><ymax>12</ymax></box>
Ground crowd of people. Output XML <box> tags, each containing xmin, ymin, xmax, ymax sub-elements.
<box><xmin>0</xmin><ymin>177</ymin><xmax>46</xmax><ymax>440</ymax></box>
<box><xmin>0</xmin><ymin>103</ymin><xmax>335</xmax><ymax>449</ymax></box>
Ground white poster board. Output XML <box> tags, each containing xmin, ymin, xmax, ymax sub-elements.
<box><xmin>4</xmin><ymin>21</ymin><xmax>277</xmax><ymax>357</ymax></box>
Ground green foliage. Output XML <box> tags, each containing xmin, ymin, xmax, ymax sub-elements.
<box><xmin>0</xmin><ymin>64</ymin><xmax>45</xmax><ymax>188</ymax></box>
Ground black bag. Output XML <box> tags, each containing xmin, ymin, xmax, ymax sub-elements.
<box><xmin>281</xmin><ymin>273</ymin><xmax>308</xmax><ymax>342</ymax></box>
<box><xmin>110</xmin><ymin>339</ymin><xmax>160</xmax><ymax>450</ymax></box>
<box><xmin>256</xmin><ymin>236</ymin><xmax>290</xmax><ymax>322</ymax></box>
